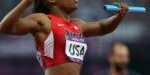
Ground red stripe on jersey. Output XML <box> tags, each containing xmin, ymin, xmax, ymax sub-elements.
<box><xmin>37</xmin><ymin>14</ymin><xmax>82</xmax><ymax>69</ymax></box>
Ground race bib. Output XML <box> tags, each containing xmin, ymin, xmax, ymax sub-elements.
<box><xmin>65</xmin><ymin>40</ymin><xmax>87</xmax><ymax>60</ymax></box>
<box><xmin>65</xmin><ymin>30</ymin><xmax>87</xmax><ymax>62</ymax></box>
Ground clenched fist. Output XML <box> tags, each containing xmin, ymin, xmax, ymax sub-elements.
<box><xmin>113</xmin><ymin>2</ymin><xmax>129</xmax><ymax>16</ymax></box>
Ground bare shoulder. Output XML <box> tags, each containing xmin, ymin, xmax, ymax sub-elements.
<box><xmin>25</xmin><ymin>13</ymin><xmax>50</xmax><ymax>21</ymax></box>
<box><xmin>21</xmin><ymin>13</ymin><xmax>51</xmax><ymax>34</ymax></box>
<box><xmin>24</xmin><ymin>13</ymin><xmax>51</xmax><ymax>29</ymax></box>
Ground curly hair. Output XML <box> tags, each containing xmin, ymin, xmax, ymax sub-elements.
<box><xmin>34</xmin><ymin>0</ymin><xmax>51</xmax><ymax>14</ymax></box>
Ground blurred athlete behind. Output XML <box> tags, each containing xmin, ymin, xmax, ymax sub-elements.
<box><xmin>0</xmin><ymin>0</ymin><xmax>128</xmax><ymax>75</ymax></box>
<box><xmin>109</xmin><ymin>43</ymin><xmax>131</xmax><ymax>75</ymax></box>
<box><xmin>95</xmin><ymin>42</ymin><xmax>141</xmax><ymax>75</ymax></box>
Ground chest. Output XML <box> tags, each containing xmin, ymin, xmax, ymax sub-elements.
<box><xmin>52</xmin><ymin>21</ymin><xmax>83</xmax><ymax>42</ymax></box>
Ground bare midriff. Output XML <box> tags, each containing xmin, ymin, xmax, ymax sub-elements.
<box><xmin>45</xmin><ymin>63</ymin><xmax>82</xmax><ymax>75</ymax></box>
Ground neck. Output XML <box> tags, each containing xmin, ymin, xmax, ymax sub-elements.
<box><xmin>49</xmin><ymin>6</ymin><xmax>71</xmax><ymax>22</ymax></box>
<box><xmin>111</xmin><ymin>66</ymin><xmax>125</xmax><ymax>75</ymax></box>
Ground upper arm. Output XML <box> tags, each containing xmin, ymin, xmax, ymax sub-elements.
<box><xmin>12</xmin><ymin>16</ymin><xmax>39</xmax><ymax>35</ymax></box>
<box><xmin>5</xmin><ymin>13</ymin><xmax>49</xmax><ymax>35</ymax></box>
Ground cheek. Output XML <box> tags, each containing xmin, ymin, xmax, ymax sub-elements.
<box><xmin>60</xmin><ymin>2</ymin><xmax>71</xmax><ymax>8</ymax></box>
<box><xmin>56</xmin><ymin>0</ymin><xmax>68</xmax><ymax>6</ymax></box>
<box><xmin>116</xmin><ymin>57</ymin><xmax>129</xmax><ymax>63</ymax></box>
<box><xmin>122</xmin><ymin>56</ymin><xmax>129</xmax><ymax>62</ymax></box>
<box><xmin>65</xmin><ymin>0</ymin><xmax>76</xmax><ymax>6</ymax></box>
<box><xmin>62</xmin><ymin>0</ymin><xmax>72</xmax><ymax>4</ymax></box>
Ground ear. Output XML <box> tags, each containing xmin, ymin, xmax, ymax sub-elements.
<box><xmin>47</xmin><ymin>0</ymin><xmax>56</xmax><ymax>3</ymax></box>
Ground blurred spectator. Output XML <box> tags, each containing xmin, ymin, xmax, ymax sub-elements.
<box><xmin>95</xmin><ymin>42</ymin><xmax>141</xmax><ymax>75</ymax></box>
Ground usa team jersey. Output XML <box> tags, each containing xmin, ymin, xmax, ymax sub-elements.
<box><xmin>37</xmin><ymin>15</ymin><xmax>87</xmax><ymax>69</ymax></box>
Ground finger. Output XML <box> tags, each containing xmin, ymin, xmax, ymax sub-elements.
<box><xmin>120</xmin><ymin>3</ymin><xmax>128</xmax><ymax>11</ymax></box>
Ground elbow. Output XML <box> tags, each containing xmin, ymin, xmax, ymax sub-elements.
<box><xmin>101</xmin><ymin>21</ymin><xmax>120</xmax><ymax>35</ymax></box>
<box><xmin>0</xmin><ymin>26</ymin><xmax>13</xmax><ymax>34</ymax></box>
<box><xmin>0</xmin><ymin>22</ymin><xmax>6</xmax><ymax>33</ymax></box>
<box><xmin>0</xmin><ymin>23</ymin><xmax>3</xmax><ymax>33</ymax></box>
<box><xmin>0</xmin><ymin>21</ymin><xmax>16</xmax><ymax>34</ymax></box>
<box><xmin>105</xmin><ymin>28</ymin><xmax>115</xmax><ymax>34</ymax></box>
<box><xmin>101</xmin><ymin>25</ymin><xmax>117</xmax><ymax>35</ymax></box>
<box><xmin>101</xmin><ymin>29</ymin><xmax>115</xmax><ymax>36</ymax></box>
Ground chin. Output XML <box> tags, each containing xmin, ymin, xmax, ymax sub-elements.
<box><xmin>72</xmin><ymin>5</ymin><xmax>78</xmax><ymax>11</ymax></box>
<box><xmin>67</xmin><ymin>7</ymin><xmax>78</xmax><ymax>14</ymax></box>
<box><xmin>73</xmin><ymin>6</ymin><xmax>78</xmax><ymax>11</ymax></box>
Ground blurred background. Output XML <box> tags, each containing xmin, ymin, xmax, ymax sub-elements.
<box><xmin>0</xmin><ymin>0</ymin><xmax>150</xmax><ymax>75</ymax></box>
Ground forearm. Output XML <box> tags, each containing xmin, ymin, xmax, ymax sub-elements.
<box><xmin>100</xmin><ymin>13</ymin><xmax>125</xmax><ymax>34</ymax></box>
<box><xmin>0</xmin><ymin>0</ymin><xmax>32</xmax><ymax>33</ymax></box>
<box><xmin>81</xmin><ymin>3</ymin><xmax>128</xmax><ymax>37</ymax></box>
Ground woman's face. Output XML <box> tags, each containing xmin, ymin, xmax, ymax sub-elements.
<box><xmin>55</xmin><ymin>0</ymin><xmax>79</xmax><ymax>13</ymax></box>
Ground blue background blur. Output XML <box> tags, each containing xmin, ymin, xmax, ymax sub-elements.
<box><xmin>0</xmin><ymin>0</ymin><xmax>150</xmax><ymax>75</ymax></box>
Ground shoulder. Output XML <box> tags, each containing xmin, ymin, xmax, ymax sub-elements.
<box><xmin>28</xmin><ymin>13</ymin><xmax>47</xmax><ymax>17</ymax></box>
<box><xmin>25</xmin><ymin>13</ymin><xmax>50</xmax><ymax>21</ymax></box>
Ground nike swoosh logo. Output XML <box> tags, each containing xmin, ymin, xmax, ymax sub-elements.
<box><xmin>58</xmin><ymin>24</ymin><xmax>64</xmax><ymax>26</ymax></box>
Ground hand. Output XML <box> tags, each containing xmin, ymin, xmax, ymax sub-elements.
<box><xmin>113</xmin><ymin>2</ymin><xmax>128</xmax><ymax>16</ymax></box>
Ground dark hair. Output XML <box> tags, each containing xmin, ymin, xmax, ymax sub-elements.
<box><xmin>34</xmin><ymin>0</ymin><xmax>51</xmax><ymax>14</ymax></box>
